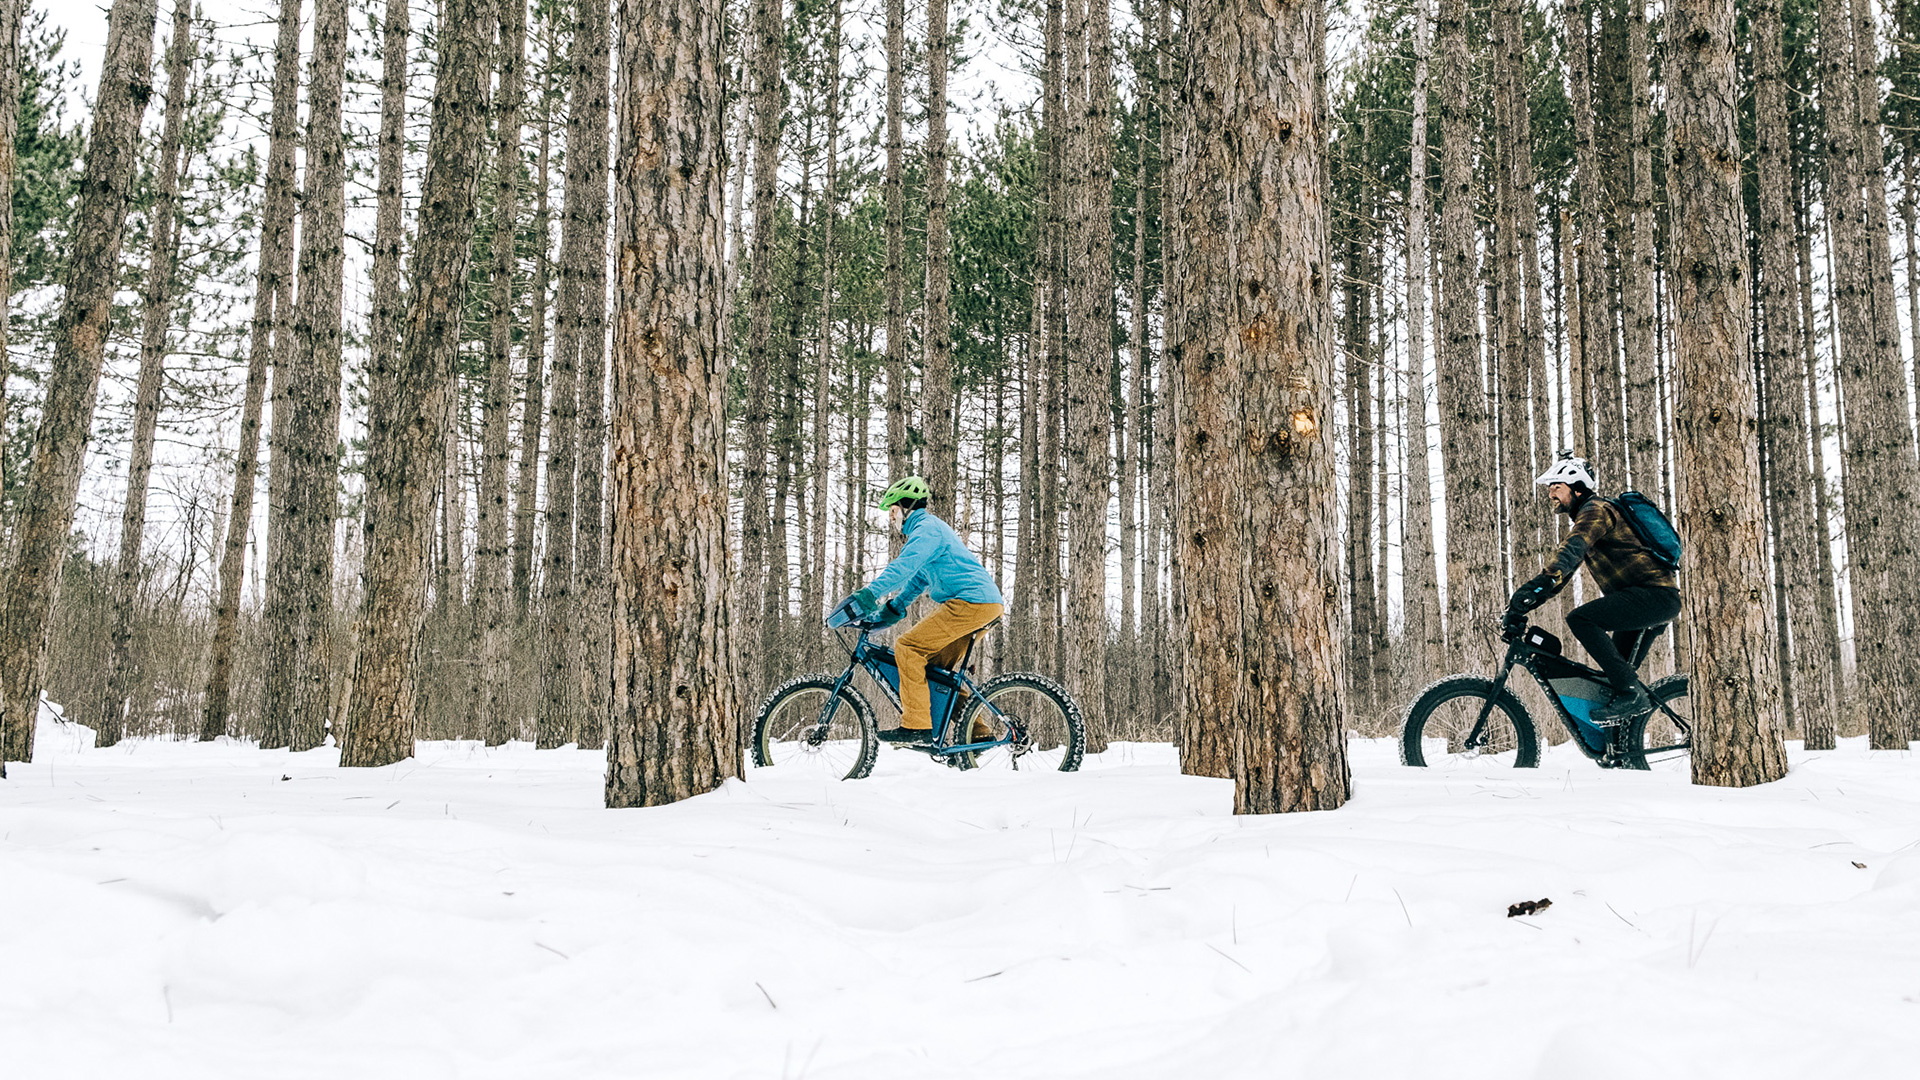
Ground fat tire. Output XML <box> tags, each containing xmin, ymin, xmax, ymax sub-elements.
<box><xmin>1620</xmin><ymin>674</ymin><xmax>1691</xmax><ymax>771</ymax></box>
<box><xmin>1400</xmin><ymin>674</ymin><xmax>1540</xmax><ymax>768</ymax></box>
<box><xmin>750</xmin><ymin>673</ymin><xmax>879</xmax><ymax>780</ymax></box>
<box><xmin>949</xmin><ymin>672</ymin><xmax>1086</xmax><ymax>772</ymax></box>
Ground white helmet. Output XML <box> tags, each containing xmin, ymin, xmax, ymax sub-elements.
<box><xmin>1535</xmin><ymin>452</ymin><xmax>1595</xmax><ymax>490</ymax></box>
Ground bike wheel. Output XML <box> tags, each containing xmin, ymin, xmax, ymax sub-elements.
<box><xmin>750</xmin><ymin>674</ymin><xmax>878</xmax><ymax>781</ymax></box>
<box><xmin>946</xmin><ymin>673</ymin><xmax>1086</xmax><ymax>772</ymax></box>
<box><xmin>1621</xmin><ymin>674</ymin><xmax>1691</xmax><ymax>771</ymax></box>
<box><xmin>1400</xmin><ymin>675</ymin><xmax>1540</xmax><ymax>768</ymax></box>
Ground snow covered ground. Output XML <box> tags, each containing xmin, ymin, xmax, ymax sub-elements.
<box><xmin>4</xmin><ymin>729</ymin><xmax>1918</xmax><ymax>1080</ymax></box>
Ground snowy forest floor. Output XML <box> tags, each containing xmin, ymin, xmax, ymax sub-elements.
<box><xmin>4</xmin><ymin>727</ymin><xmax>1918</xmax><ymax>1079</ymax></box>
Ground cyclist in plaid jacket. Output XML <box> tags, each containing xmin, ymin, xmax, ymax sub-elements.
<box><xmin>1503</xmin><ymin>454</ymin><xmax>1680</xmax><ymax>726</ymax></box>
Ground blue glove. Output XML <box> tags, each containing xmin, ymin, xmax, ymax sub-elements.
<box><xmin>850</xmin><ymin>587</ymin><xmax>879</xmax><ymax>615</ymax></box>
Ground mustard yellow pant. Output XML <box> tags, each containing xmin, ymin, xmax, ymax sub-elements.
<box><xmin>894</xmin><ymin>599</ymin><xmax>1004</xmax><ymax>730</ymax></box>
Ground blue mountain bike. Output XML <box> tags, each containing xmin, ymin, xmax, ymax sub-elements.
<box><xmin>1400</xmin><ymin>616</ymin><xmax>1692</xmax><ymax>770</ymax></box>
<box><xmin>750</xmin><ymin>614</ymin><xmax>1086</xmax><ymax>780</ymax></box>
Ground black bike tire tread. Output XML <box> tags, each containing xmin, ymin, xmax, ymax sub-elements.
<box><xmin>950</xmin><ymin>672</ymin><xmax>1088</xmax><ymax>772</ymax></box>
<box><xmin>1399</xmin><ymin>674</ymin><xmax>1540</xmax><ymax>768</ymax></box>
<box><xmin>750</xmin><ymin>673</ymin><xmax>879</xmax><ymax>780</ymax></box>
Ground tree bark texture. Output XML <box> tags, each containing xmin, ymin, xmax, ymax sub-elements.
<box><xmin>923</xmin><ymin>0</ymin><xmax>956</xmax><ymax>515</ymax></box>
<box><xmin>1402</xmin><ymin>0</ymin><xmax>1441</xmax><ymax>689</ymax></box>
<box><xmin>1753</xmin><ymin>0</ymin><xmax>1838</xmax><ymax>749</ymax></box>
<box><xmin>572</xmin><ymin>0</ymin><xmax>613</xmax><ymax>751</ymax></box>
<box><xmin>479</xmin><ymin>0</ymin><xmax>529</xmax><ymax>746</ymax></box>
<box><xmin>1565</xmin><ymin>0</ymin><xmax>1606</xmax><ymax>471</ymax></box>
<box><xmin>1820</xmin><ymin>0</ymin><xmax>1920</xmax><ymax>749</ymax></box>
<box><xmin>1490</xmin><ymin>0</ymin><xmax>1536</xmax><ymax>584</ymax></box>
<box><xmin>1622</xmin><ymin>0</ymin><xmax>1661</xmax><ymax>501</ymax></box>
<box><xmin>262</xmin><ymin>0</ymin><xmax>350</xmax><ymax>752</ymax></box>
<box><xmin>1039</xmin><ymin>0</ymin><xmax>1068</xmax><ymax>678</ymax></box>
<box><xmin>605</xmin><ymin>0</ymin><xmax>739</xmax><ymax>808</ymax></box>
<box><xmin>1666</xmin><ymin>0</ymin><xmax>1789</xmax><ymax>786</ymax></box>
<box><xmin>341</xmin><ymin>0</ymin><xmax>490</xmax><ymax>768</ymax></box>
<box><xmin>739</xmin><ymin>0</ymin><xmax>782</xmax><ymax>703</ymax></box>
<box><xmin>1174</xmin><ymin>0</ymin><xmax>1350</xmax><ymax>812</ymax></box>
<box><xmin>884</xmin><ymin>0</ymin><xmax>910</xmax><ymax>484</ymax></box>
<box><xmin>0</xmin><ymin>0</ymin><xmax>158</xmax><ymax>769</ymax></box>
<box><xmin>1436</xmin><ymin>0</ymin><xmax>1499</xmax><ymax>671</ymax></box>
<box><xmin>1067</xmin><ymin>0</ymin><xmax>1112</xmax><ymax>749</ymax></box>
<box><xmin>0</xmin><ymin>0</ymin><xmax>21</xmax><ymax>492</ymax></box>
<box><xmin>514</xmin><ymin>37</ymin><xmax>555</xmax><ymax>623</ymax></box>
<box><xmin>808</xmin><ymin>0</ymin><xmax>844</xmax><ymax>660</ymax></box>
<box><xmin>102</xmin><ymin>0</ymin><xmax>193</xmax><ymax>748</ymax></box>
<box><xmin>200</xmin><ymin>0</ymin><xmax>305</xmax><ymax>742</ymax></box>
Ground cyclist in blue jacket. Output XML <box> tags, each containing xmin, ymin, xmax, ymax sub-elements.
<box><xmin>832</xmin><ymin>476</ymin><xmax>1004</xmax><ymax>745</ymax></box>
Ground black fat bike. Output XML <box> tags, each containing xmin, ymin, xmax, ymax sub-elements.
<box><xmin>751</xmin><ymin>615</ymin><xmax>1086</xmax><ymax>781</ymax></box>
<box><xmin>1400</xmin><ymin>617</ymin><xmax>1692</xmax><ymax>771</ymax></box>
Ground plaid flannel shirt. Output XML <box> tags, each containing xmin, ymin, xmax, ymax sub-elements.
<box><xmin>1538</xmin><ymin>493</ymin><xmax>1678</xmax><ymax>597</ymax></box>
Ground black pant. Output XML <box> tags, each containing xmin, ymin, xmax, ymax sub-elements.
<box><xmin>1565</xmin><ymin>586</ymin><xmax>1682</xmax><ymax>693</ymax></box>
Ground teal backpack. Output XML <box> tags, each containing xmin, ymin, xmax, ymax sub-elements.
<box><xmin>1605</xmin><ymin>491</ymin><xmax>1682</xmax><ymax>572</ymax></box>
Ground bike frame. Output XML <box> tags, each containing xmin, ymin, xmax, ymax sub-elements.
<box><xmin>1466</xmin><ymin>624</ymin><xmax>1691</xmax><ymax>765</ymax></box>
<box><xmin>816</xmin><ymin>625</ymin><xmax>1022</xmax><ymax>759</ymax></box>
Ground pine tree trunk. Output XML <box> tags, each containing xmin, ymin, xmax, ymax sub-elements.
<box><xmin>1403</xmin><ymin>0</ymin><xmax>1441</xmax><ymax>687</ymax></box>
<box><xmin>809</xmin><ymin>0</ymin><xmax>843</xmax><ymax>662</ymax></box>
<box><xmin>0</xmin><ymin>0</ymin><xmax>21</xmax><ymax>496</ymax></box>
<box><xmin>1015</xmin><ymin>98</ymin><xmax>1050</xmax><ymax>671</ymax></box>
<box><xmin>883</xmin><ymin>0</ymin><xmax>910</xmax><ymax>486</ymax></box>
<box><xmin>0</xmin><ymin>0</ymin><xmax>158</xmax><ymax>769</ymax></box>
<box><xmin>1174</xmin><ymin>0</ymin><xmax>1348</xmax><ymax>812</ymax></box>
<box><xmin>1821</xmin><ymin>0</ymin><xmax>1920</xmax><ymax>749</ymax></box>
<box><xmin>1490</xmin><ymin>0</ymin><xmax>1535</xmax><ymax>584</ymax></box>
<box><xmin>573</xmin><ymin>0</ymin><xmax>613</xmax><ymax>750</ymax></box>
<box><xmin>1154</xmin><ymin>0</ymin><xmax>1179</xmax><ymax>727</ymax></box>
<box><xmin>1121</xmin><ymin>93</ymin><xmax>1146</xmax><ymax>720</ymax></box>
<box><xmin>1067</xmin><ymin>0</ymin><xmax>1113</xmax><ymax>750</ymax></box>
<box><xmin>479</xmin><ymin>0</ymin><xmax>529</xmax><ymax>746</ymax></box>
<box><xmin>1754</xmin><ymin>0</ymin><xmax>1838</xmax><ymax>749</ymax></box>
<box><xmin>200</xmin><ymin>0</ymin><xmax>305</xmax><ymax>742</ymax></box>
<box><xmin>101</xmin><ymin>0</ymin><xmax>193</xmax><ymax>748</ymax></box>
<box><xmin>1793</xmin><ymin>166</ymin><xmax>1847</xmax><ymax>708</ymax></box>
<box><xmin>1565</xmin><ymin>0</ymin><xmax>1606</xmax><ymax>471</ymax></box>
<box><xmin>740</xmin><ymin>0</ymin><xmax>783</xmax><ymax>701</ymax></box>
<box><xmin>923</xmin><ymin>0</ymin><xmax>956</xmax><ymax>515</ymax></box>
<box><xmin>1622</xmin><ymin>0</ymin><xmax>1660</xmax><ymax>501</ymax></box>
<box><xmin>514</xmin><ymin>36</ymin><xmax>555</xmax><ymax>625</ymax></box>
<box><xmin>1666</xmin><ymin>0</ymin><xmax>1789</xmax><ymax>785</ymax></box>
<box><xmin>1040</xmin><ymin>0</ymin><xmax>1067</xmax><ymax>679</ymax></box>
<box><xmin>341</xmin><ymin>0</ymin><xmax>490</xmax><ymax>768</ymax></box>
<box><xmin>262</xmin><ymin>0</ymin><xmax>349</xmax><ymax>752</ymax></box>
<box><xmin>1345</xmin><ymin>234</ymin><xmax>1375</xmax><ymax>723</ymax></box>
<box><xmin>1437</xmin><ymin>0</ymin><xmax>1499</xmax><ymax>670</ymax></box>
<box><xmin>1852</xmin><ymin>0</ymin><xmax>1915</xmax><ymax>463</ymax></box>
<box><xmin>604</xmin><ymin>0</ymin><xmax>739</xmax><ymax>808</ymax></box>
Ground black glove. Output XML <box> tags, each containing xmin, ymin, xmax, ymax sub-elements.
<box><xmin>1507</xmin><ymin>573</ymin><xmax>1556</xmax><ymax>617</ymax></box>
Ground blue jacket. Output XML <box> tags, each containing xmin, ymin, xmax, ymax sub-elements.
<box><xmin>866</xmin><ymin>509</ymin><xmax>1003</xmax><ymax>607</ymax></box>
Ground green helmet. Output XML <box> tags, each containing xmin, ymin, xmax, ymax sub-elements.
<box><xmin>879</xmin><ymin>475</ymin><xmax>931</xmax><ymax>511</ymax></box>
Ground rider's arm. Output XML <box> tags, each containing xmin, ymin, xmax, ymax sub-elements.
<box><xmin>1542</xmin><ymin>500</ymin><xmax>1612</xmax><ymax>588</ymax></box>
<box><xmin>1511</xmin><ymin>501</ymin><xmax>1610</xmax><ymax>615</ymax></box>
<box><xmin>859</xmin><ymin>530</ymin><xmax>937</xmax><ymax>607</ymax></box>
